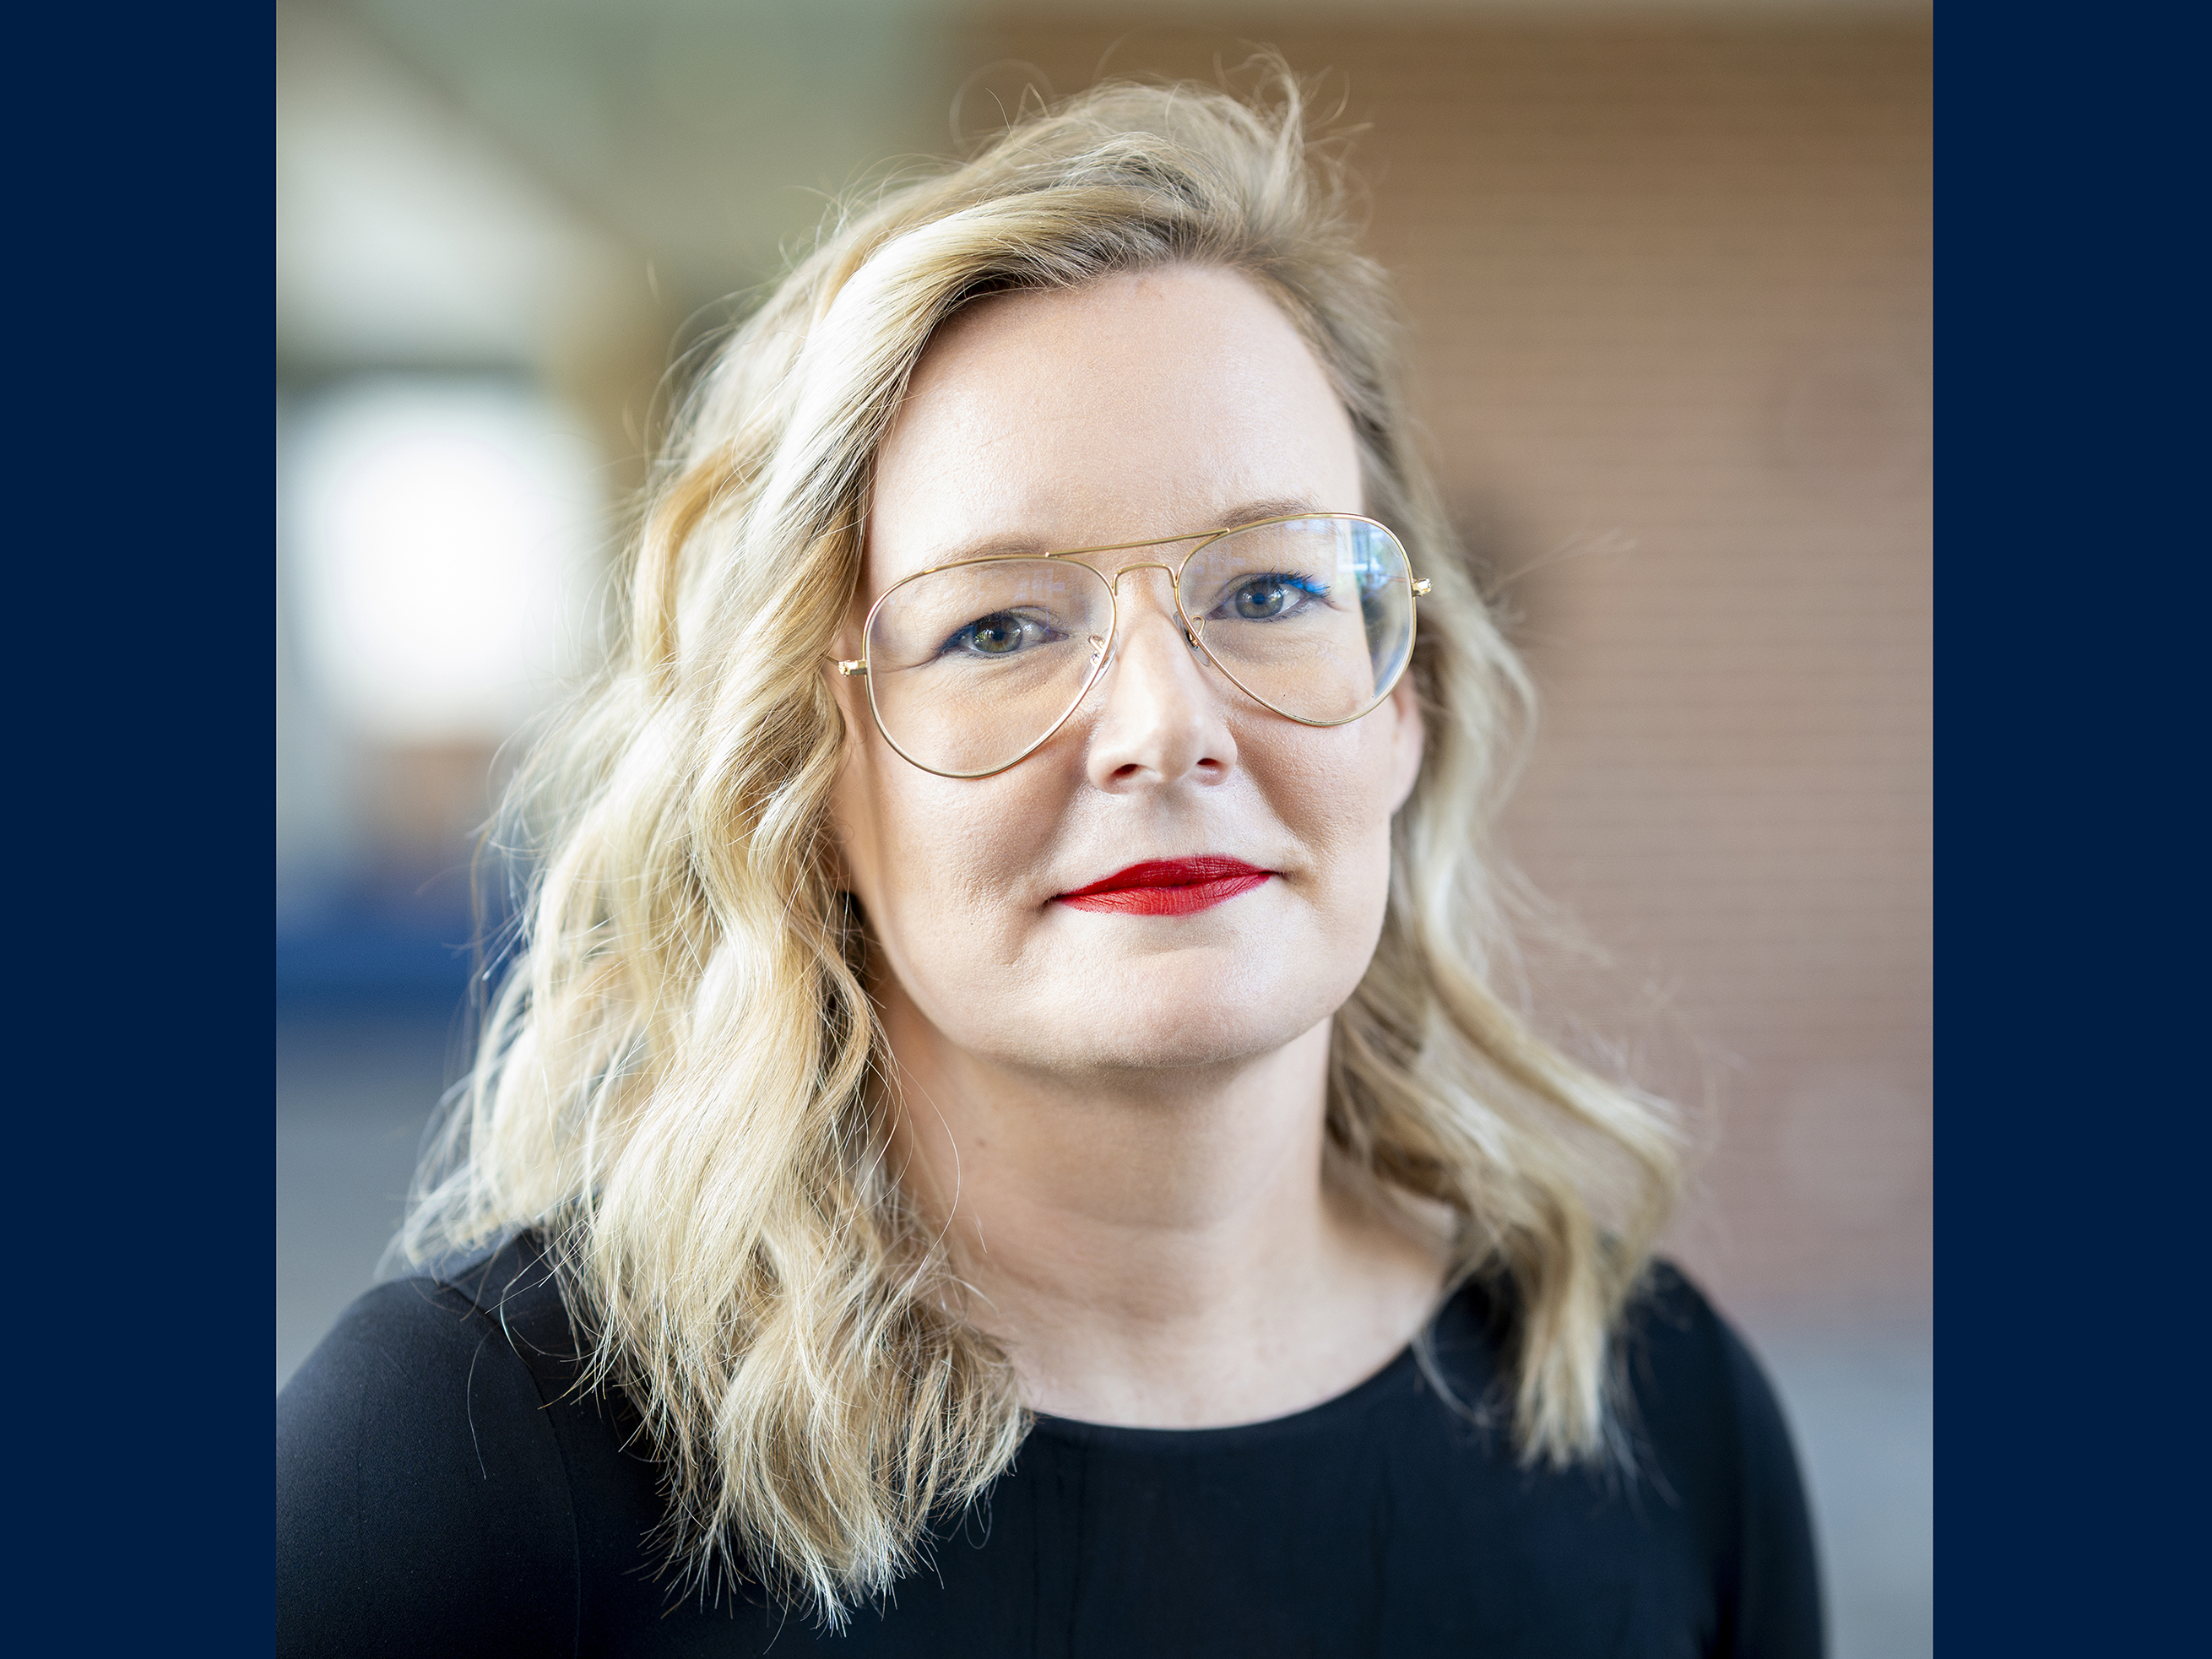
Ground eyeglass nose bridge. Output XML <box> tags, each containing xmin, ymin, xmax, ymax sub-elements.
<box><xmin>1106</xmin><ymin>557</ymin><xmax>1180</xmax><ymax>588</ymax></box>
<box><xmin>1100</xmin><ymin>558</ymin><xmax>1205</xmax><ymax>649</ymax></box>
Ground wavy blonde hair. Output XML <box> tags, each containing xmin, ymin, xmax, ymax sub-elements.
<box><xmin>403</xmin><ymin>68</ymin><xmax>1679</xmax><ymax>1625</ymax></box>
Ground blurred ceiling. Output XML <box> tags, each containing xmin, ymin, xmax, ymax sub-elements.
<box><xmin>288</xmin><ymin>0</ymin><xmax>1927</xmax><ymax>351</ymax></box>
<box><xmin>279</xmin><ymin>4</ymin><xmax>626</xmax><ymax>370</ymax></box>
<box><xmin>293</xmin><ymin>0</ymin><xmax>967</xmax><ymax>344</ymax></box>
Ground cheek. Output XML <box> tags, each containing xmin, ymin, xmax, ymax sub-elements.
<box><xmin>1271</xmin><ymin>723</ymin><xmax>1408</xmax><ymax>976</ymax></box>
<box><xmin>1257</xmin><ymin>714</ymin><xmax>1408</xmax><ymax>868</ymax></box>
<box><xmin>829</xmin><ymin>727</ymin><xmax>1067</xmax><ymax>983</ymax></box>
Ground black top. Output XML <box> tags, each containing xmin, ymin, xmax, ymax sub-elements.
<box><xmin>277</xmin><ymin>1236</ymin><xmax>1821</xmax><ymax>1656</ymax></box>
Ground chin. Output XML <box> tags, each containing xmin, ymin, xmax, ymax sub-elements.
<box><xmin>990</xmin><ymin>951</ymin><xmax>1349</xmax><ymax>1075</ymax></box>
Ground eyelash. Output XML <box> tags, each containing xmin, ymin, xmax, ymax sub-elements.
<box><xmin>941</xmin><ymin>610</ymin><xmax>1064</xmax><ymax>659</ymax></box>
<box><xmin>1204</xmin><ymin>573</ymin><xmax>1331</xmax><ymax>620</ymax></box>
<box><xmin>935</xmin><ymin>571</ymin><xmax>1331</xmax><ymax>663</ymax></box>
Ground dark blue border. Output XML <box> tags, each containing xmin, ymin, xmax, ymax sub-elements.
<box><xmin>15</xmin><ymin>0</ymin><xmax>274</xmax><ymax>1629</ymax></box>
<box><xmin>1939</xmin><ymin>8</ymin><xmax>2199</xmax><ymax>1651</ymax></box>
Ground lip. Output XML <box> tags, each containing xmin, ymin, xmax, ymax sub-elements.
<box><xmin>1054</xmin><ymin>856</ymin><xmax>1274</xmax><ymax>916</ymax></box>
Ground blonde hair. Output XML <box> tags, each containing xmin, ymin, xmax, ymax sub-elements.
<box><xmin>404</xmin><ymin>68</ymin><xmax>1678</xmax><ymax>1625</ymax></box>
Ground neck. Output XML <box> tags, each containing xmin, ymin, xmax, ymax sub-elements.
<box><xmin>881</xmin><ymin>984</ymin><xmax>1447</xmax><ymax>1429</ymax></box>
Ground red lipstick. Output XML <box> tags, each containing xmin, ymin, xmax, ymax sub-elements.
<box><xmin>1056</xmin><ymin>856</ymin><xmax>1273</xmax><ymax>916</ymax></box>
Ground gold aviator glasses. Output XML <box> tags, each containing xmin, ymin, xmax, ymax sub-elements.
<box><xmin>836</xmin><ymin>512</ymin><xmax>1431</xmax><ymax>778</ymax></box>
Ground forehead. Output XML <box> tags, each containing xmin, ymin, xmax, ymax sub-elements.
<box><xmin>865</xmin><ymin>267</ymin><xmax>1361</xmax><ymax>586</ymax></box>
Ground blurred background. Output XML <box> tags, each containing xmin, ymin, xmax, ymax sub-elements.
<box><xmin>275</xmin><ymin>1</ymin><xmax>1930</xmax><ymax>1651</ymax></box>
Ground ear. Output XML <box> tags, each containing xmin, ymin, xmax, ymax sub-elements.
<box><xmin>1383</xmin><ymin>673</ymin><xmax>1426</xmax><ymax>816</ymax></box>
<box><xmin>821</xmin><ymin>666</ymin><xmax>878</xmax><ymax>911</ymax></box>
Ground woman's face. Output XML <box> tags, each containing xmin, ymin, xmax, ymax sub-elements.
<box><xmin>830</xmin><ymin>266</ymin><xmax>1424</xmax><ymax>1078</ymax></box>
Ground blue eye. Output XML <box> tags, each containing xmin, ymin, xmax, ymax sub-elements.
<box><xmin>946</xmin><ymin>610</ymin><xmax>1059</xmax><ymax>657</ymax></box>
<box><xmin>1217</xmin><ymin>573</ymin><xmax>1329</xmax><ymax>621</ymax></box>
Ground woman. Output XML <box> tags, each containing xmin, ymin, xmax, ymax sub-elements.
<box><xmin>278</xmin><ymin>73</ymin><xmax>1820</xmax><ymax>1656</ymax></box>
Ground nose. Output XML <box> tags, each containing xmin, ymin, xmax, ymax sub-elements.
<box><xmin>1082</xmin><ymin>566</ymin><xmax>1239</xmax><ymax>791</ymax></box>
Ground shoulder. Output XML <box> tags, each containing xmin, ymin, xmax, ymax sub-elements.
<box><xmin>1617</xmin><ymin>1260</ymin><xmax>1798</xmax><ymax>1481</ymax></box>
<box><xmin>1619</xmin><ymin>1260</ymin><xmax>1763</xmax><ymax>1414</ymax></box>
<box><xmin>276</xmin><ymin>1235</ymin><xmax>587</xmax><ymax>1658</ymax></box>
<box><xmin>1619</xmin><ymin>1259</ymin><xmax>1824</xmax><ymax>1652</ymax></box>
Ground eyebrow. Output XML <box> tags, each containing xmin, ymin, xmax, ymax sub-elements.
<box><xmin>921</xmin><ymin>496</ymin><xmax>1327</xmax><ymax>568</ymax></box>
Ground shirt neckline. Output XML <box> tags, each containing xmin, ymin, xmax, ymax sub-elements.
<box><xmin>1024</xmin><ymin>1327</ymin><xmax>1438</xmax><ymax>1455</ymax></box>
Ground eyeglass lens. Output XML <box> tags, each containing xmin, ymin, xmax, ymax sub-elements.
<box><xmin>864</xmin><ymin>517</ymin><xmax>1415</xmax><ymax>778</ymax></box>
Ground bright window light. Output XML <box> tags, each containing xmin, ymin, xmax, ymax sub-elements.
<box><xmin>285</xmin><ymin>377</ymin><xmax>605</xmax><ymax>745</ymax></box>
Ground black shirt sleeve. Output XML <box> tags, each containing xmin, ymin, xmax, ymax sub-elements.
<box><xmin>275</xmin><ymin>1272</ymin><xmax>583</xmax><ymax>1658</ymax></box>
<box><xmin>1626</xmin><ymin>1263</ymin><xmax>1825</xmax><ymax>1659</ymax></box>
<box><xmin>1715</xmin><ymin>1311</ymin><xmax>1824</xmax><ymax>1659</ymax></box>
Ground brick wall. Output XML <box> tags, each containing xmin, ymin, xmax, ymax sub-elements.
<box><xmin>963</xmin><ymin>11</ymin><xmax>1933</xmax><ymax>1325</ymax></box>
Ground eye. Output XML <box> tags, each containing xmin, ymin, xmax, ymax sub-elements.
<box><xmin>1217</xmin><ymin>573</ymin><xmax>1328</xmax><ymax>621</ymax></box>
<box><xmin>947</xmin><ymin>610</ymin><xmax>1057</xmax><ymax>657</ymax></box>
